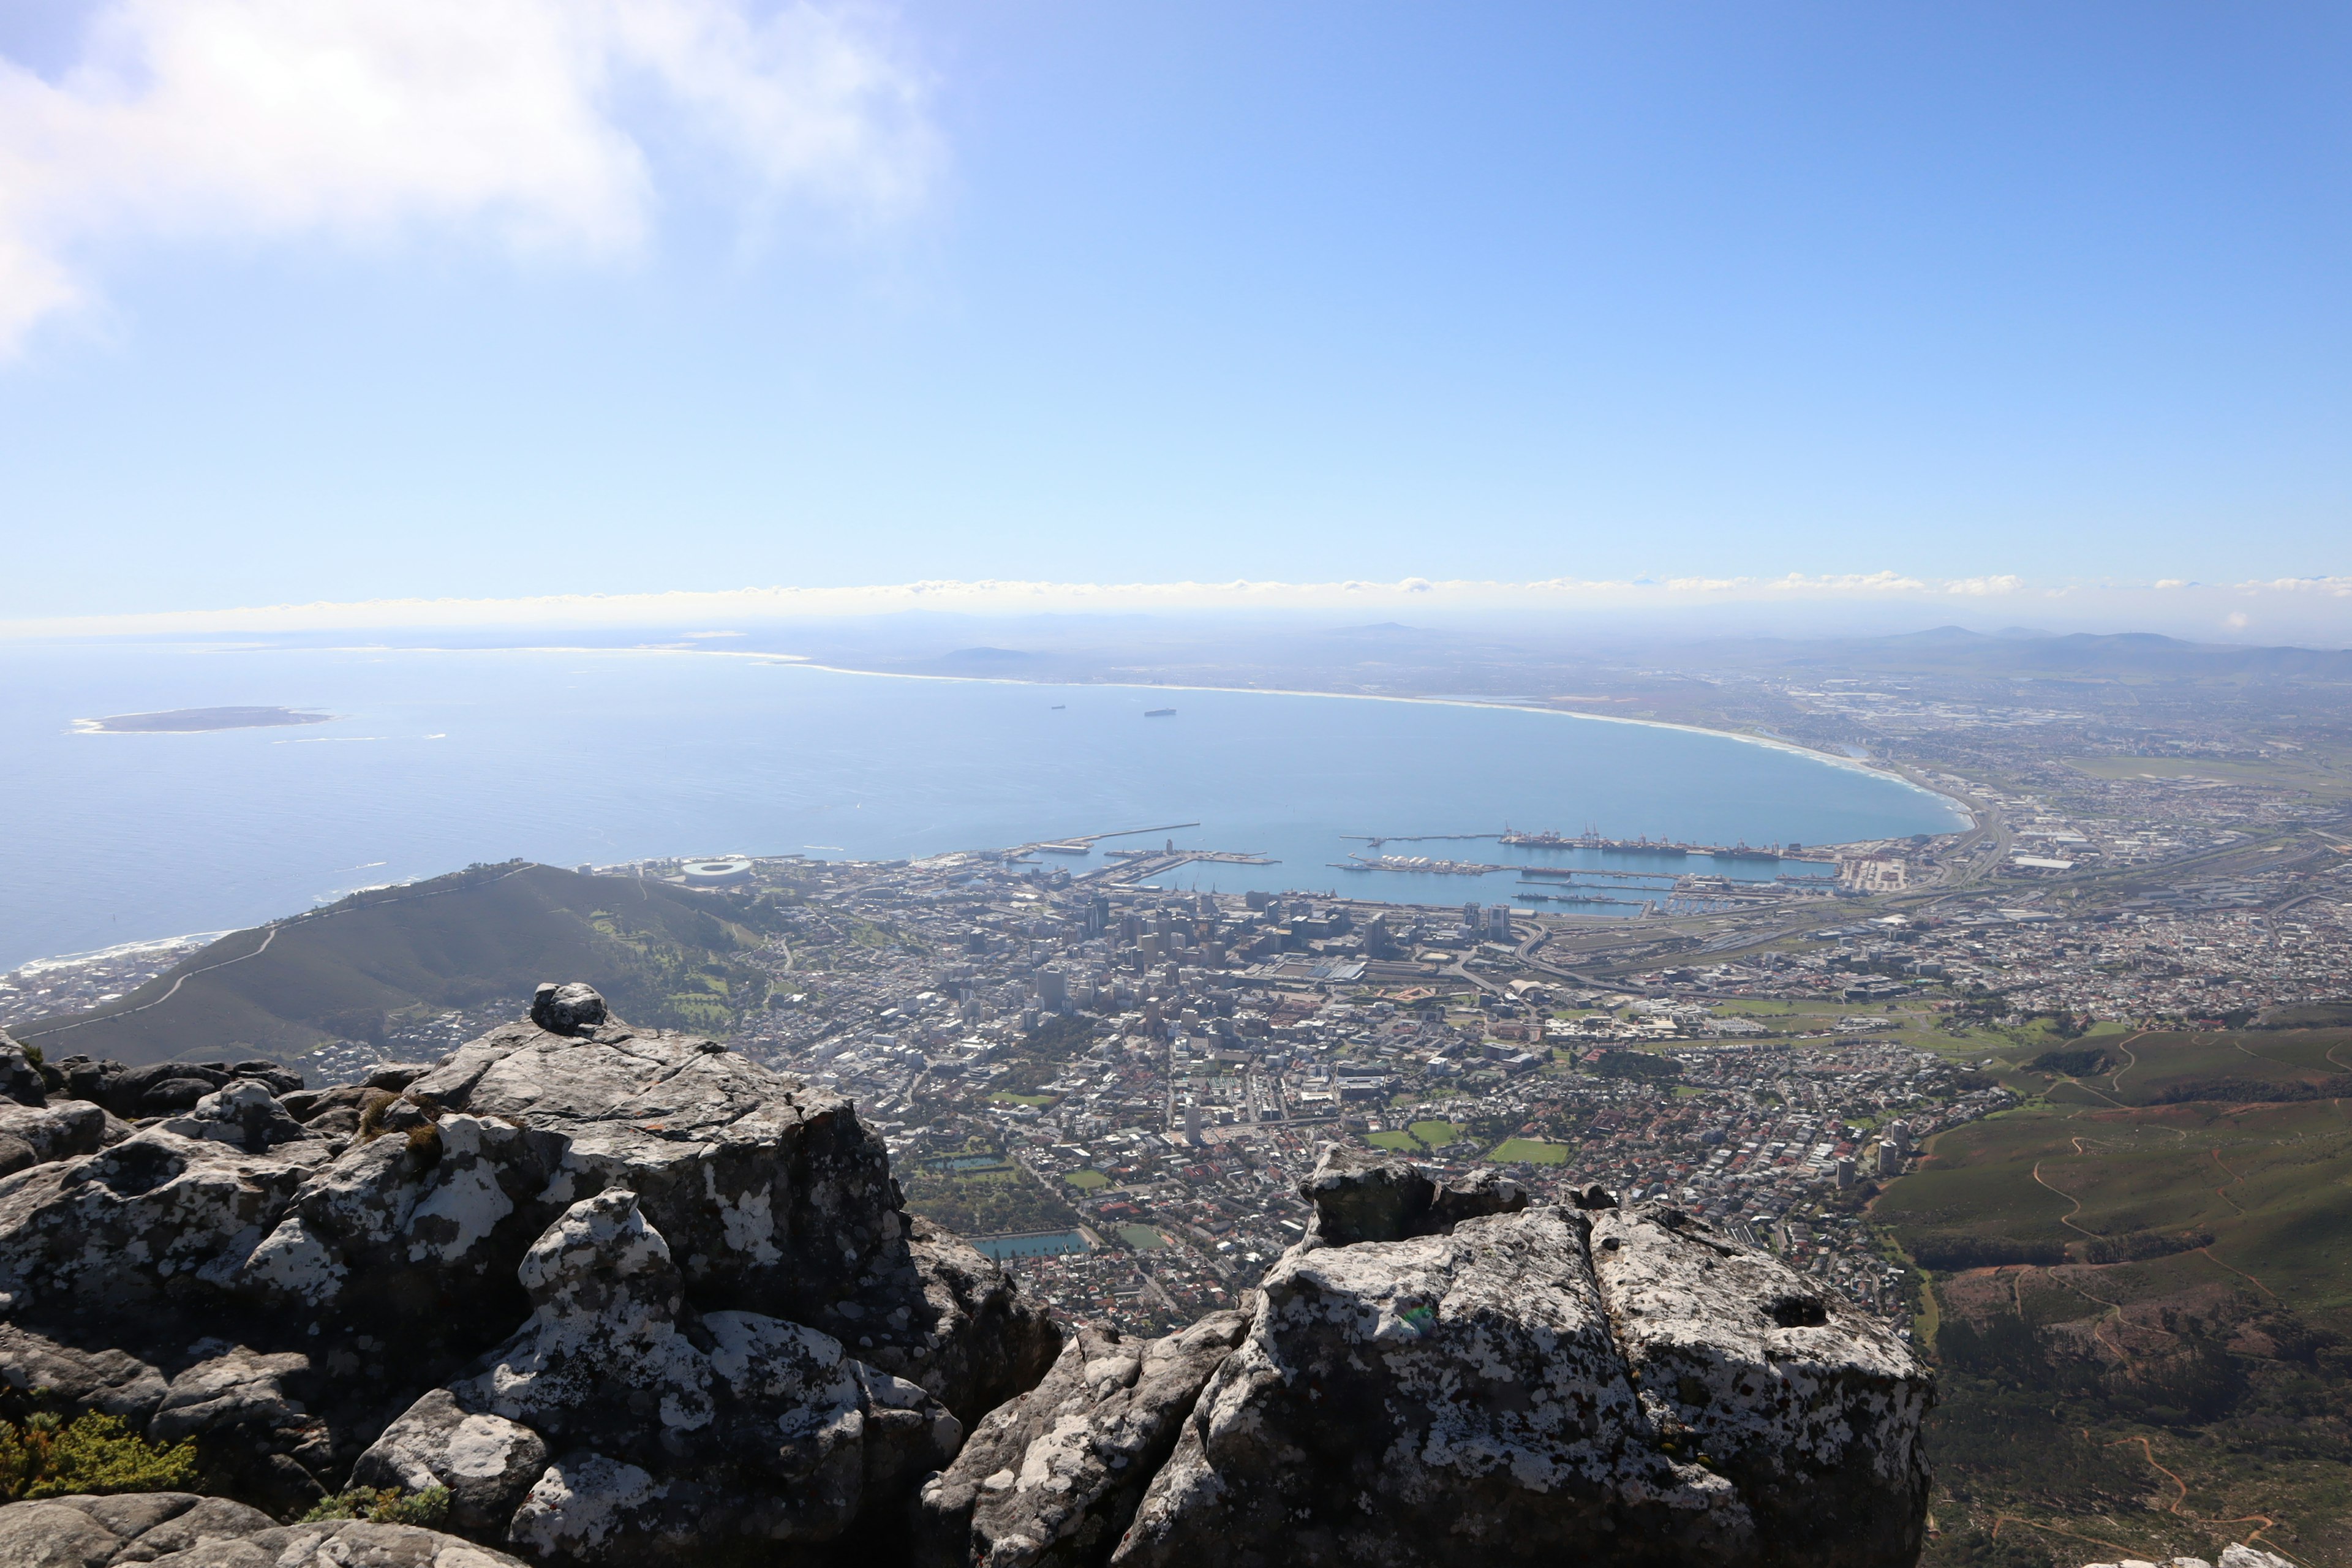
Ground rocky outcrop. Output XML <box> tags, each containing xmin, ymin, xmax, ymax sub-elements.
<box><xmin>0</xmin><ymin>1493</ymin><xmax>527</xmax><ymax>1568</ymax></box>
<box><xmin>1586</xmin><ymin>1205</ymin><xmax>1931</xmax><ymax>1567</ymax></box>
<box><xmin>43</xmin><ymin>1059</ymin><xmax>302</xmax><ymax>1122</ymax></box>
<box><xmin>0</xmin><ymin>986</ymin><xmax>1058</xmax><ymax>1560</ymax></box>
<box><xmin>0</xmin><ymin>1099</ymin><xmax>124</xmax><ymax>1175</ymax></box>
<box><xmin>2</xmin><ymin>1001</ymin><xmax>1937</xmax><ymax>1568</ymax></box>
<box><xmin>913</xmin><ymin>1310</ymin><xmax>1251</xmax><ymax>1568</ymax></box>
<box><xmin>2078</xmin><ymin>1551</ymin><xmax>2297</xmax><ymax>1568</ymax></box>
<box><xmin>919</xmin><ymin>1147</ymin><xmax>1932</xmax><ymax>1568</ymax></box>
<box><xmin>1295</xmin><ymin>1147</ymin><xmax>1530</xmax><ymax>1246</ymax></box>
<box><xmin>356</xmin><ymin>1189</ymin><xmax>961</xmax><ymax>1562</ymax></box>
<box><xmin>0</xmin><ymin>1035</ymin><xmax>45</xmax><ymax>1108</ymax></box>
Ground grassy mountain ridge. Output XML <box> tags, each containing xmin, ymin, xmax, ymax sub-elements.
<box><xmin>1893</xmin><ymin>1029</ymin><xmax>2352</xmax><ymax>1567</ymax></box>
<box><xmin>15</xmin><ymin>862</ymin><xmax>792</xmax><ymax>1066</ymax></box>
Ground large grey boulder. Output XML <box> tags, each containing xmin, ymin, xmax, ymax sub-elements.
<box><xmin>0</xmin><ymin>1494</ymin><xmax>527</xmax><ymax>1568</ymax></box>
<box><xmin>356</xmin><ymin>1189</ymin><xmax>962</xmax><ymax>1564</ymax></box>
<box><xmin>1112</xmin><ymin>1207</ymin><xmax>1755</xmax><ymax>1568</ymax></box>
<box><xmin>529</xmin><ymin>985</ymin><xmax>607</xmax><ymax>1037</ymax></box>
<box><xmin>1587</xmin><ymin>1205</ymin><xmax>1932</xmax><ymax>1568</ymax></box>
<box><xmin>914</xmin><ymin>1310</ymin><xmax>1252</xmax><ymax>1568</ymax></box>
<box><xmin>238</xmin><ymin>1009</ymin><xmax>1054</xmax><ymax>1424</ymax></box>
<box><xmin>1296</xmin><ymin>1145</ymin><xmax>1528</xmax><ymax>1246</ymax></box>
<box><xmin>923</xmin><ymin>1159</ymin><xmax>1933</xmax><ymax>1568</ymax></box>
<box><xmin>158</xmin><ymin>1082</ymin><xmax>316</xmax><ymax>1154</ymax></box>
<box><xmin>0</xmin><ymin>1101</ymin><xmax>123</xmax><ymax>1177</ymax></box>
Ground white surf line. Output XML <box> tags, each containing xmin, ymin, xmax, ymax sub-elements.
<box><xmin>15</xmin><ymin>862</ymin><xmax>537</xmax><ymax>1044</ymax></box>
<box><xmin>18</xmin><ymin>925</ymin><xmax>281</xmax><ymax>1041</ymax></box>
<box><xmin>9</xmin><ymin>930</ymin><xmax>236</xmax><ymax>976</ymax></box>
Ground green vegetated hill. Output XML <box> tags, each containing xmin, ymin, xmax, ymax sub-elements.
<box><xmin>1892</xmin><ymin>1027</ymin><xmax>2352</xmax><ymax>1568</ymax></box>
<box><xmin>15</xmin><ymin>862</ymin><xmax>793</xmax><ymax>1066</ymax></box>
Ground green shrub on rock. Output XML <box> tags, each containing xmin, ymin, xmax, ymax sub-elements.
<box><xmin>0</xmin><ymin>1411</ymin><xmax>200</xmax><ymax>1500</ymax></box>
<box><xmin>300</xmin><ymin>1486</ymin><xmax>453</xmax><ymax>1528</ymax></box>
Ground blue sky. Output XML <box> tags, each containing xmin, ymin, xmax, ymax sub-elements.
<box><xmin>0</xmin><ymin>1</ymin><xmax>2346</xmax><ymax>628</ymax></box>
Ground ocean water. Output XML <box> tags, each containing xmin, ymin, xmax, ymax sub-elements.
<box><xmin>0</xmin><ymin>641</ymin><xmax>1967</xmax><ymax>970</ymax></box>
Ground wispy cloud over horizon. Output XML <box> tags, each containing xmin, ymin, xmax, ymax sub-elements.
<box><xmin>0</xmin><ymin>0</ymin><xmax>935</xmax><ymax>351</ymax></box>
<box><xmin>7</xmin><ymin>573</ymin><xmax>2349</xmax><ymax>644</ymax></box>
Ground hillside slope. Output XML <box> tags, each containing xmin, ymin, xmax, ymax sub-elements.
<box><xmin>1885</xmin><ymin>1029</ymin><xmax>2352</xmax><ymax>1568</ymax></box>
<box><xmin>12</xmin><ymin>861</ymin><xmax>790</xmax><ymax>1065</ymax></box>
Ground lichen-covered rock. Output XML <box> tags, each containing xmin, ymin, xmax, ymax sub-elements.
<box><xmin>0</xmin><ymin>1128</ymin><xmax>330</xmax><ymax>1311</ymax></box>
<box><xmin>1586</xmin><ymin>1204</ymin><xmax>1932</xmax><ymax>1568</ymax></box>
<box><xmin>1112</xmin><ymin>1207</ymin><xmax>1754</xmax><ymax>1568</ymax></box>
<box><xmin>351</xmin><ymin>1390</ymin><xmax>551</xmax><ymax>1535</ymax></box>
<box><xmin>363</xmin><ymin>1189</ymin><xmax>963</xmax><ymax>1564</ymax></box>
<box><xmin>916</xmin><ymin>1181</ymin><xmax>1933</xmax><ymax>1568</ymax></box>
<box><xmin>0</xmin><ymin>1101</ymin><xmax>121</xmax><ymax>1176</ymax></box>
<box><xmin>0</xmin><ymin>989</ymin><xmax>1059</xmax><ymax>1551</ymax></box>
<box><xmin>233</xmin><ymin>1016</ymin><xmax>910</xmax><ymax>1342</ymax></box>
<box><xmin>914</xmin><ymin>1310</ymin><xmax>1251</xmax><ymax>1568</ymax></box>
<box><xmin>47</xmin><ymin>1060</ymin><xmax>295</xmax><ymax>1123</ymax></box>
<box><xmin>0</xmin><ymin>1494</ymin><xmax>528</xmax><ymax>1568</ymax></box>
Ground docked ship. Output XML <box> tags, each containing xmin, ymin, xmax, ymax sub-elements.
<box><xmin>1502</xmin><ymin>827</ymin><xmax>1692</xmax><ymax>856</ymax></box>
<box><xmin>1501</xmin><ymin>824</ymin><xmax>1783</xmax><ymax>861</ymax></box>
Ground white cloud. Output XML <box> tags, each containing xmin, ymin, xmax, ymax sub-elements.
<box><xmin>5</xmin><ymin>573</ymin><xmax>2347</xmax><ymax>643</ymax></box>
<box><xmin>0</xmin><ymin>0</ymin><xmax>935</xmax><ymax>350</ymax></box>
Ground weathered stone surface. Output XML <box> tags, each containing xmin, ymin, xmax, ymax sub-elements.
<box><xmin>0</xmin><ymin>1324</ymin><xmax>168</xmax><ymax>1420</ymax></box>
<box><xmin>0</xmin><ymin>1496</ymin><xmax>527</xmax><ymax>1568</ymax></box>
<box><xmin>368</xmin><ymin>1189</ymin><xmax>963</xmax><ymax>1563</ymax></box>
<box><xmin>238</xmin><ymin>1018</ymin><xmax>910</xmax><ymax>1340</ymax></box>
<box><xmin>1112</xmin><ymin>1207</ymin><xmax>1753</xmax><ymax>1568</ymax></box>
<box><xmin>914</xmin><ymin>1310</ymin><xmax>1251</xmax><ymax>1568</ymax></box>
<box><xmin>351</xmin><ymin>1390</ymin><xmax>551</xmax><ymax>1535</ymax></box>
<box><xmin>1295</xmin><ymin>1145</ymin><xmax>1528</xmax><ymax>1246</ymax></box>
<box><xmin>0</xmin><ymin>989</ymin><xmax>1061</xmax><ymax>1554</ymax></box>
<box><xmin>0</xmin><ymin>1128</ymin><xmax>330</xmax><ymax>1311</ymax></box>
<box><xmin>0</xmin><ymin>1036</ymin><xmax>44</xmax><ymax>1108</ymax></box>
<box><xmin>158</xmin><ymin>1084</ymin><xmax>315</xmax><ymax>1155</ymax></box>
<box><xmin>895</xmin><ymin>1218</ymin><xmax>1067</xmax><ymax>1426</ymax></box>
<box><xmin>46</xmin><ymin>1061</ymin><xmax>299</xmax><ymax>1124</ymax></box>
<box><xmin>0</xmin><ymin>1101</ymin><xmax>119</xmax><ymax>1175</ymax></box>
<box><xmin>150</xmin><ymin>1348</ymin><xmax>316</xmax><ymax>1445</ymax></box>
<box><xmin>0</xmin><ymin>1500</ymin><xmax>123</xmax><ymax>1568</ymax></box>
<box><xmin>1586</xmin><ymin>1203</ymin><xmax>1932</xmax><ymax>1568</ymax></box>
<box><xmin>928</xmin><ymin>1194</ymin><xmax>1934</xmax><ymax>1568</ymax></box>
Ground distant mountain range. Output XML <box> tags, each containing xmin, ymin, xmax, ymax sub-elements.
<box><xmin>1672</xmin><ymin>625</ymin><xmax>2352</xmax><ymax>679</ymax></box>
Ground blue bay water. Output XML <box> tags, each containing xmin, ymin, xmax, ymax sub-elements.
<box><xmin>0</xmin><ymin>642</ymin><xmax>1966</xmax><ymax>970</ymax></box>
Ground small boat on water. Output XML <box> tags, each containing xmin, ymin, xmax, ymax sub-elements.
<box><xmin>1144</xmin><ymin>707</ymin><xmax>1176</xmax><ymax>717</ymax></box>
